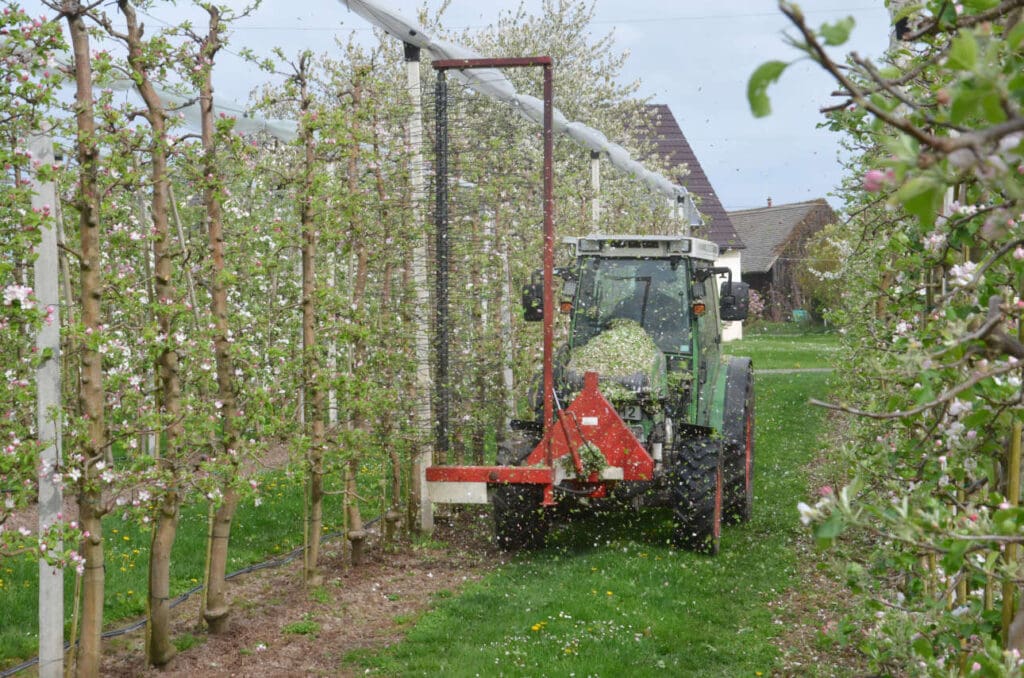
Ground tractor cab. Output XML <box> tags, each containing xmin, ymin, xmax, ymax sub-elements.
<box><xmin>563</xmin><ymin>235</ymin><xmax>719</xmax><ymax>356</ymax></box>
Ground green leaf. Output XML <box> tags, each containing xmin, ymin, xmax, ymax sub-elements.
<box><xmin>937</xmin><ymin>3</ymin><xmax>959</xmax><ymax>26</ymax></box>
<box><xmin>747</xmin><ymin>60</ymin><xmax>789</xmax><ymax>118</ymax></box>
<box><xmin>1009</xmin><ymin>72</ymin><xmax>1024</xmax><ymax>98</ymax></box>
<box><xmin>940</xmin><ymin>539</ymin><xmax>968</xmax><ymax>574</ymax></box>
<box><xmin>813</xmin><ymin>512</ymin><xmax>844</xmax><ymax>548</ymax></box>
<box><xmin>981</xmin><ymin>91</ymin><xmax>1008</xmax><ymax>123</ymax></box>
<box><xmin>912</xmin><ymin>636</ymin><xmax>934</xmax><ymax>659</ymax></box>
<box><xmin>819</xmin><ymin>16</ymin><xmax>855</xmax><ymax>46</ymax></box>
<box><xmin>963</xmin><ymin>0</ymin><xmax>1000</xmax><ymax>10</ymax></box>
<box><xmin>894</xmin><ymin>176</ymin><xmax>945</xmax><ymax>227</ymax></box>
<box><xmin>947</xmin><ymin>32</ymin><xmax>978</xmax><ymax>70</ymax></box>
<box><xmin>882</xmin><ymin>133</ymin><xmax>919</xmax><ymax>163</ymax></box>
<box><xmin>913</xmin><ymin>384</ymin><xmax>936</xmax><ymax>405</ymax></box>
<box><xmin>950</xmin><ymin>87</ymin><xmax>983</xmax><ymax>124</ymax></box>
<box><xmin>1008</xmin><ymin>21</ymin><xmax>1024</xmax><ymax>49</ymax></box>
<box><xmin>993</xmin><ymin>507</ymin><xmax>1024</xmax><ymax>534</ymax></box>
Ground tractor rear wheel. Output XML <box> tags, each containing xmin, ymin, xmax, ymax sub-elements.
<box><xmin>667</xmin><ymin>435</ymin><xmax>722</xmax><ymax>555</ymax></box>
<box><xmin>722</xmin><ymin>358</ymin><xmax>755</xmax><ymax>525</ymax></box>
<box><xmin>493</xmin><ymin>439</ymin><xmax>548</xmax><ymax>550</ymax></box>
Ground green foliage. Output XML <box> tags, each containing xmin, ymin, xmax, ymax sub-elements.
<box><xmin>947</xmin><ymin>31</ymin><xmax>979</xmax><ymax>71</ymax></box>
<box><xmin>752</xmin><ymin>0</ymin><xmax>1024</xmax><ymax>672</ymax></box>
<box><xmin>0</xmin><ymin>3</ymin><xmax>70</xmax><ymax>561</ymax></box>
<box><xmin>568</xmin><ymin>319</ymin><xmax>662</xmax><ymax>378</ymax></box>
<box><xmin>309</xmin><ymin>586</ymin><xmax>331</xmax><ymax>604</ymax></box>
<box><xmin>560</xmin><ymin>441</ymin><xmax>607</xmax><ymax>478</ymax></box>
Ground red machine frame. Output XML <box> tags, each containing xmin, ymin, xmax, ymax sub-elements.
<box><xmin>424</xmin><ymin>56</ymin><xmax>652</xmax><ymax>505</ymax></box>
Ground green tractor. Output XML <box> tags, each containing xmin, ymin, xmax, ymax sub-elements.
<box><xmin>426</xmin><ymin>234</ymin><xmax>754</xmax><ymax>555</ymax></box>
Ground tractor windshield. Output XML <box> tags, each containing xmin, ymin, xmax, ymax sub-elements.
<box><xmin>571</xmin><ymin>257</ymin><xmax>691</xmax><ymax>354</ymax></box>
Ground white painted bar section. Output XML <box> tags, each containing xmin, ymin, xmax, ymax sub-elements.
<box><xmin>428</xmin><ymin>481</ymin><xmax>489</xmax><ymax>504</ymax></box>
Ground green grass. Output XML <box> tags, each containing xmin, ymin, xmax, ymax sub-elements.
<box><xmin>172</xmin><ymin>632</ymin><xmax>204</xmax><ymax>653</ymax></box>
<box><xmin>347</xmin><ymin>368</ymin><xmax>833</xmax><ymax>676</ymax></box>
<box><xmin>282</xmin><ymin>614</ymin><xmax>321</xmax><ymax>636</ymax></box>
<box><xmin>728</xmin><ymin>331</ymin><xmax>840</xmax><ymax>370</ymax></box>
<box><xmin>0</xmin><ymin>466</ymin><xmax>372</xmax><ymax>669</ymax></box>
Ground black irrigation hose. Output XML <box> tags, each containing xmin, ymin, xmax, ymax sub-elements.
<box><xmin>1</xmin><ymin>517</ymin><xmax>381</xmax><ymax>677</ymax></box>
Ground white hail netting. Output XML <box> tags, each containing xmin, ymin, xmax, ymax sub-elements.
<box><xmin>10</xmin><ymin>1</ymin><xmax>702</xmax><ymax>222</ymax></box>
<box><xmin>105</xmin><ymin>80</ymin><xmax>301</xmax><ymax>142</ymax></box>
<box><xmin>340</xmin><ymin>0</ymin><xmax>703</xmax><ymax>227</ymax></box>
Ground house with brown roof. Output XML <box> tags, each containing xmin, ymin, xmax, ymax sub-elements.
<box><xmin>643</xmin><ymin>104</ymin><xmax>746</xmax><ymax>339</ymax></box>
<box><xmin>728</xmin><ymin>199</ymin><xmax>836</xmax><ymax>321</ymax></box>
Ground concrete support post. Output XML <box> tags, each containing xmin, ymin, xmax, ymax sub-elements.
<box><xmin>406</xmin><ymin>42</ymin><xmax>433</xmax><ymax>534</ymax></box>
<box><xmin>32</xmin><ymin>130</ymin><xmax>63</xmax><ymax>678</ymax></box>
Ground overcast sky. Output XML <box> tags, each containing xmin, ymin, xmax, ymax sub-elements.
<box><xmin>30</xmin><ymin>0</ymin><xmax>891</xmax><ymax>212</ymax></box>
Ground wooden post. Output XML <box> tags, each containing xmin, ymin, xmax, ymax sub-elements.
<box><xmin>1003</xmin><ymin>423</ymin><xmax>1022</xmax><ymax>646</ymax></box>
<box><xmin>32</xmin><ymin>129</ymin><xmax>63</xmax><ymax>678</ymax></box>
<box><xmin>1007</xmin><ymin>271</ymin><xmax>1024</xmax><ymax>642</ymax></box>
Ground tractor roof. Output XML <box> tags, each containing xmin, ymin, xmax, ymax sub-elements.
<box><xmin>563</xmin><ymin>235</ymin><xmax>719</xmax><ymax>262</ymax></box>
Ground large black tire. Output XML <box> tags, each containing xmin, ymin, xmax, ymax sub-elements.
<box><xmin>722</xmin><ymin>358</ymin><xmax>755</xmax><ymax>525</ymax></box>
<box><xmin>493</xmin><ymin>438</ymin><xmax>548</xmax><ymax>550</ymax></box>
<box><xmin>492</xmin><ymin>483</ymin><xmax>548</xmax><ymax>550</ymax></box>
<box><xmin>667</xmin><ymin>435</ymin><xmax>723</xmax><ymax>555</ymax></box>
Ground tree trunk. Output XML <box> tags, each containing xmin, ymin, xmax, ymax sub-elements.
<box><xmin>197</xmin><ymin>6</ymin><xmax>242</xmax><ymax>634</ymax></box>
<box><xmin>66</xmin><ymin>9</ymin><xmax>106</xmax><ymax>677</ymax></box>
<box><xmin>344</xmin><ymin>74</ymin><xmax>368</xmax><ymax>563</ymax></box>
<box><xmin>298</xmin><ymin>55</ymin><xmax>325</xmax><ymax>586</ymax></box>
<box><xmin>345</xmin><ymin>460</ymin><xmax>366</xmax><ymax>565</ymax></box>
<box><xmin>77</xmin><ymin>503</ymin><xmax>104</xmax><ymax>678</ymax></box>
<box><xmin>118</xmin><ymin>1</ymin><xmax>182</xmax><ymax>664</ymax></box>
<box><xmin>204</xmin><ymin>489</ymin><xmax>238</xmax><ymax>634</ymax></box>
<box><xmin>147</xmin><ymin>495</ymin><xmax>178</xmax><ymax>664</ymax></box>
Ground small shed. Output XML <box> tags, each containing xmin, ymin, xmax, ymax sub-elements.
<box><xmin>728</xmin><ymin>199</ymin><xmax>836</xmax><ymax>321</ymax></box>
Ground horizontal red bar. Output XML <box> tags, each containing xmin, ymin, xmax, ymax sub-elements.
<box><xmin>426</xmin><ymin>465</ymin><xmax>554</xmax><ymax>484</ymax></box>
<box><xmin>432</xmin><ymin>56</ymin><xmax>552</xmax><ymax>70</ymax></box>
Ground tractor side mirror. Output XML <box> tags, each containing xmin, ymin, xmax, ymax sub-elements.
<box><xmin>719</xmin><ymin>281</ymin><xmax>750</xmax><ymax>321</ymax></box>
<box><xmin>522</xmin><ymin>270</ymin><xmax>544</xmax><ymax>321</ymax></box>
<box><xmin>523</xmin><ymin>268</ymin><xmax>575</xmax><ymax>321</ymax></box>
<box><xmin>559</xmin><ymin>279</ymin><xmax>577</xmax><ymax>314</ymax></box>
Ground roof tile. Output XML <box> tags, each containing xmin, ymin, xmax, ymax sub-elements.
<box><xmin>727</xmin><ymin>199</ymin><xmax>834</xmax><ymax>274</ymax></box>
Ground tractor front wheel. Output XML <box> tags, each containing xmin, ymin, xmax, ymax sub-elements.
<box><xmin>493</xmin><ymin>439</ymin><xmax>547</xmax><ymax>550</ymax></box>
<box><xmin>667</xmin><ymin>435</ymin><xmax>722</xmax><ymax>555</ymax></box>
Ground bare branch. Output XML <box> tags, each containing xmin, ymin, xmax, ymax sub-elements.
<box><xmin>809</xmin><ymin>359</ymin><xmax>1022</xmax><ymax>419</ymax></box>
<box><xmin>783</xmin><ymin>1</ymin><xmax>1024</xmax><ymax>155</ymax></box>
<box><xmin>904</xmin><ymin>0</ymin><xmax>1024</xmax><ymax>41</ymax></box>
